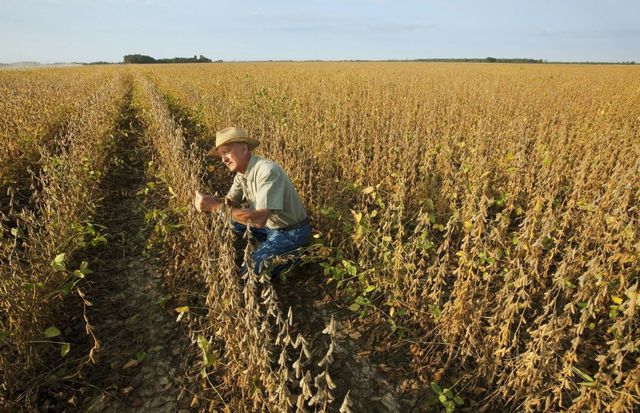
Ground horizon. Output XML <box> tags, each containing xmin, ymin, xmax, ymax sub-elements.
<box><xmin>2</xmin><ymin>57</ymin><xmax>637</xmax><ymax>65</ymax></box>
<box><xmin>2</xmin><ymin>0</ymin><xmax>639</xmax><ymax>64</ymax></box>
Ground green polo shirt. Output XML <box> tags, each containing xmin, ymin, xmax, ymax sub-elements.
<box><xmin>225</xmin><ymin>155</ymin><xmax>307</xmax><ymax>229</ymax></box>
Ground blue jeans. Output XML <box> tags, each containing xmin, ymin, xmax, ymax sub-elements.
<box><xmin>231</xmin><ymin>221</ymin><xmax>311</xmax><ymax>277</ymax></box>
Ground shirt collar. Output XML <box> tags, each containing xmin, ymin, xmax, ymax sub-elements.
<box><xmin>238</xmin><ymin>154</ymin><xmax>258</xmax><ymax>179</ymax></box>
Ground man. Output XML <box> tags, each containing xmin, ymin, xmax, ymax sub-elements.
<box><xmin>194</xmin><ymin>126</ymin><xmax>310</xmax><ymax>276</ymax></box>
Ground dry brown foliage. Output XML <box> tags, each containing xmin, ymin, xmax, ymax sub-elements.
<box><xmin>145</xmin><ymin>62</ymin><xmax>639</xmax><ymax>412</ymax></box>
<box><xmin>0</xmin><ymin>62</ymin><xmax>638</xmax><ymax>412</ymax></box>
<box><xmin>0</xmin><ymin>68</ymin><xmax>117</xmax><ymax>190</ymax></box>
<box><xmin>0</xmin><ymin>71</ymin><xmax>128</xmax><ymax>404</ymax></box>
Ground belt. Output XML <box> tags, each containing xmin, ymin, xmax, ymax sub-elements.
<box><xmin>275</xmin><ymin>217</ymin><xmax>310</xmax><ymax>231</ymax></box>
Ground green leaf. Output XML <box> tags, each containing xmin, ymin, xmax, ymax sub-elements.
<box><xmin>355</xmin><ymin>296</ymin><xmax>368</xmax><ymax>305</ymax></box>
<box><xmin>443</xmin><ymin>388</ymin><xmax>454</xmax><ymax>399</ymax></box>
<box><xmin>579</xmin><ymin>381</ymin><xmax>598</xmax><ymax>387</ymax></box>
<box><xmin>136</xmin><ymin>352</ymin><xmax>146</xmax><ymax>361</ymax></box>
<box><xmin>197</xmin><ymin>336</ymin><xmax>214</xmax><ymax>367</ymax></box>
<box><xmin>60</xmin><ymin>280</ymin><xmax>78</xmax><ymax>296</ymax></box>
<box><xmin>342</xmin><ymin>260</ymin><xmax>357</xmax><ymax>276</ymax></box>
<box><xmin>425</xmin><ymin>198</ymin><xmax>435</xmax><ymax>212</ymax></box>
<box><xmin>24</xmin><ymin>282</ymin><xmax>45</xmax><ymax>290</ymax></box>
<box><xmin>364</xmin><ymin>285</ymin><xmax>376</xmax><ymax>293</ymax></box>
<box><xmin>430</xmin><ymin>382</ymin><xmax>442</xmax><ymax>394</ymax></box>
<box><xmin>348</xmin><ymin>303</ymin><xmax>361</xmax><ymax>311</ymax></box>
<box><xmin>44</xmin><ymin>326</ymin><xmax>61</xmax><ymax>338</ymax></box>
<box><xmin>438</xmin><ymin>393</ymin><xmax>448</xmax><ymax>404</ymax></box>
<box><xmin>85</xmin><ymin>223</ymin><xmax>96</xmax><ymax>236</ymax></box>
<box><xmin>52</xmin><ymin>262</ymin><xmax>66</xmax><ymax>272</ymax></box>
<box><xmin>429</xmin><ymin>304</ymin><xmax>442</xmax><ymax>320</ymax></box>
<box><xmin>572</xmin><ymin>366</ymin><xmax>594</xmax><ymax>382</ymax></box>
<box><xmin>90</xmin><ymin>235</ymin><xmax>108</xmax><ymax>247</ymax></box>
<box><xmin>197</xmin><ymin>336</ymin><xmax>209</xmax><ymax>353</ymax></box>
<box><xmin>51</xmin><ymin>253</ymin><xmax>67</xmax><ymax>272</ymax></box>
<box><xmin>79</xmin><ymin>261</ymin><xmax>92</xmax><ymax>275</ymax></box>
<box><xmin>60</xmin><ymin>343</ymin><xmax>70</xmax><ymax>357</ymax></box>
<box><xmin>453</xmin><ymin>396</ymin><xmax>464</xmax><ymax>406</ymax></box>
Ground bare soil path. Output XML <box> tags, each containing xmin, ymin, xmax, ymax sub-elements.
<box><xmin>73</xmin><ymin>94</ymin><xmax>192</xmax><ymax>412</ymax></box>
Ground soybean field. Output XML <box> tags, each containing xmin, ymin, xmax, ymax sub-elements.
<box><xmin>0</xmin><ymin>62</ymin><xmax>638</xmax><ymax>412</ymax></box>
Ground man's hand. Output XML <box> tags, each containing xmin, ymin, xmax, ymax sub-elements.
<box><xmin>194</xmin><ymin>191</ymin><xmax>205</xmax><ymax>212</ymax></box>
<box><xmin>194</xmin><ymin>191</ymin><xmax>222</xmax><ymax>213</ymax></box>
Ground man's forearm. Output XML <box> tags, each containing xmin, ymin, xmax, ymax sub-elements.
<box><xmin>229</xmin><ymin>208</ymin><xmax>270</xmax><ymax>228</ymax></box>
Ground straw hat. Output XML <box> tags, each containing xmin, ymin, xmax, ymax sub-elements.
<box><xmin>209</xmin><ymin>127</ymin><xmax>259</xmax><ymax>155</ymax></box>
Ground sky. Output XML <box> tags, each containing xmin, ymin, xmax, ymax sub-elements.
<box><xmin>1</xmin><ymin>0</ymin><xmax>639</xmax><ymax>63</ymax></box>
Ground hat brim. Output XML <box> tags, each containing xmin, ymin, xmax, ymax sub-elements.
<box><xmin>207</xmin><ymin>137</ymin><xmax>260</xmax><ymax>156</ymax></box>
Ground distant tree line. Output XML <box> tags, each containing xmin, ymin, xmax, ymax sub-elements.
<box><xmin>123</xmin><ymin>54</ymin><xmax>219</xmax><ymax>64</ymax></box>
<box><xmin>391</xmin><ymin>57</ymin><xmax>546</xmax><ymax>64</ymax></box>
<box><xmin>484</xmin><ymin>57</ymin><xmax>544</xmax><ymax>63</ymax></box>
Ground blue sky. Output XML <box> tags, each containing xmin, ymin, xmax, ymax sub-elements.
<box><xmin>1</xmin><ymin>0</ymin><xmax>638</xmax><ymax>63</ymax></box>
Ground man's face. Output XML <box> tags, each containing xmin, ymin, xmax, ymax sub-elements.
<box><xmin>218</xmin><ymin>142</ymin><xmax>250</xmax><ymax>173</ymax></box>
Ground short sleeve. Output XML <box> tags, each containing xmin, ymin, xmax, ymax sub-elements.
<box><xmin>255</xmin><ymin>167</ymin><xmax>284</xmax><ymax>211</ymax></box>
<box><xmin>226</xmin><ymin>176</ymin><xmax>244</xmax><ymax>203</ymax></box>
